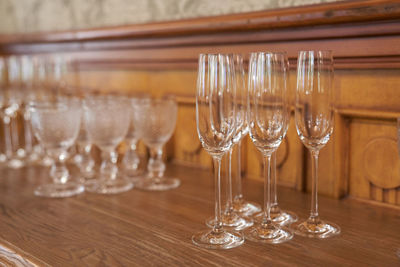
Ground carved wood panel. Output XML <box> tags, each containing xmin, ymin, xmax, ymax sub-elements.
<box><xmin>349</xmin><ymin>119</ymin><xmax>400</xmax><ymax>205</ymax></box>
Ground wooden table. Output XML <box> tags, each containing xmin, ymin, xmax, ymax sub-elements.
<box><xmin>0</xmin><ymin>163</ymin><xmax>399</xmax><ymax>266</ymax></box>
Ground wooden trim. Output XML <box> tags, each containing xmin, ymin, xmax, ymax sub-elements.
<box><xmin>0</xmin><ymin>1</ymin><xmax>399</xmax><ymax>70</ymax></box>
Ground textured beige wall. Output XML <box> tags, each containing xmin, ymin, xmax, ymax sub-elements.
<box><xmin>0</xmin><ymin>0</ymin><xmax>340</xmax><ymax>34</ymax></box>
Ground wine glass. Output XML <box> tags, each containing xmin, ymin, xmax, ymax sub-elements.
<box><xmin>252</xmin><ymin>53</ymin><xmax>298</xmax><ymax>226</ymax></box>
<box><xmin>205</xmin><ymin>54</ymin><xmax>254</xmax><ymax>230</ymax></box>
<box><xmin>84</xmin><ymin>95</ymin><xmax>133</xmax><ymax>194</ymax></box>
<box><xmin>134</xmin><ymin>97</ymin><xmax>180</xmax><ymax>191</ymax></box>
<box><xmin>29</xmin><ymin>98</ymin><xmax>84</xmax><ymax>197</ymax></box>
<box><xmin>0</xmin><ymin>57</ymin><xmax>8</xmax><ymax>164</ymax></box>
<box><xmin>231</xmin><ymin>54</ymin><xmax>262</xmax><ymax>216</ymax></box>
<box><xmin>244</xmin><ymin>52</ymin><xmax>293</xmax><ymax>244</ymax></box>
<box><xmin>30</xmin><ymin>55</ymin><xmax>55</xmax><ymax>166</ymax></box>
<box><xmin>292</xmin><ymin>50</ymin><xmax>340</xmax><ymax>238</ymax></box>
<box><xmin>122</xmin><ymin>97</ymin><xmax>144</xmax><ymax>182</ymax></box>
<box><xmin>192</xmin><ymin>53</ymin><xmax>244</xmax><ymax>249</ymax></box>
<box><xmin>20</xmin><ymin>55</ymin><xmax>41</xmax><ymax>165</ymax></box>
<box><xmin>4</xmin><ymin>56</ymin><xmax>25</xmax><ymax>169</ymax></box>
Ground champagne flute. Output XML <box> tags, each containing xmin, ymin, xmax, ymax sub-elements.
<box><xmin>252</xmin><ymin>53</ymin><xmax>298</xmax><ymax>226</ymax></box>
<box><xmin>205</xmin><ymin>54</ymin><xmax>254</xmax><ymax>230</ymax></box>
<box><xmin>4</xmin><ymin>56</ymin><xmax>25</xmax><ymax>169</ymax></box>
<box><xmin>292</xmin><ymin>50</ymin><xmax>340</xmax><ymax>238</ymax></box>
<box><xmin>244</xmin><ymin>52</ymin><xmax>293</xmax><ymax>244</ymax></box>
<box><xmin>0</xmin><ymin>57</ymin><xmax>8</xmax><ymax>164</ymax></box>
<box><xmin>231</xmin><ymin>54</ymin><xmax>261</xmax><ymax>216</ymax></box>
<box><xmin>192</xmin><ymin>53</ymin><xmax>244</xmax><ymax>249</ymax></box>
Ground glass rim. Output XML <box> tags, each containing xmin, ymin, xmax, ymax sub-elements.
<box><xmin>28</xmin><ymin>100</ymin><xmax>77</xmax><ymax>112</ymax></box>
<box><xmin>83</xmin><ymin>94</ymin><xmax>130</xmax><ymax>103</ymax></box>
<box><xmin>249</xmin><ymin>51</ymin><xmax>287</xmax><ymax>55</ymax></box>
<box><xmin>298</xmin><ymin>50</ymin><xmax>333</xmax><ymax>55</ymax></box>
<box><xmin>198</xmin><ymin>53</ymin><xmax>236</xmax><ymax>57</ymax></box>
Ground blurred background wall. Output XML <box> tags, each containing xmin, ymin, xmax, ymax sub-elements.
<box><xmin>0</xmin><ymin>0</ymin><xmax>339</xmax><ymax>34</ymax></box>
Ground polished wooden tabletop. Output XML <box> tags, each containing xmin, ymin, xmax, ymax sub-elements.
<box><xmin>0</xmin><ymin>163</ymin><xmax>399</xmax><ymax>266</ymax></box>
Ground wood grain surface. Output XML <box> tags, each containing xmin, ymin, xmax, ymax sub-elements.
<box><xmin>0</xmin><ymin>163</ymin><xmax>398</xmax><ymax>266</ymax></box>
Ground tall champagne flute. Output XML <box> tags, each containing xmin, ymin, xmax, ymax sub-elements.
<box><xmin>252</xmin><ymin>53</ymin><xmax>298</xmax><ymax>226</ymax></box>
<box><xmin>20</xmin><ymin>55</ymin><xmax>39</xmax><ymax>164</ymax></box>
<box><xmin>206</xmin><ymin>54</ymin><xmax>254</xmax><ymax>230</ymax></box>
<box><xmin>292</xmin><ymin>50</ymin><xmax>340</xmax><ymax>238</ymax></box>
<box><xmin>192</xmin><ymin>54</ymin><xmax>244</xmax><ymax>249</ymax></box>
<box><xmin>4</xmin><ymin>56</ymin><xmax>25</xmax><ymax>168</ymax></box>
<box><xmin>232</xmin><ymin>54</ymin><xmax>262</xmax><ymax>216</ymax></box>
<box><xmin>244</xmin><ymin>52</ymin><xmax>293</xmax><ymax>244</ymax></box>
<box><xmin>31</xmin><ymin>56</ymin><xmax>53</xmax><ymax>166</ymax></box>
<box><xmin>0</xmin><ymin>57</ymin><xmax>8</xmax><ymax>164</ymax></box>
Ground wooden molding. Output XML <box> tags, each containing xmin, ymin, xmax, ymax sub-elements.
<box><xmin>0</xmin><ymin>0</ymin><xmax>400</xmax><ymax>69</ymax></box>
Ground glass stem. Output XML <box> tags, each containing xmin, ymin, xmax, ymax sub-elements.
<box><xmin>50</xmin><ymin>154</ymin><xmax>69</xmax><ymax>184</ymax></box>
<box><xmin>10</xmin><ymin>115</ymin><xmax>20</xmax><ymax>154</ymax></box>
<box><xmin>123</xmin><ymin>140</ymin><xmax>140</xmax><ymax>171</ymax></box>
<box><xmin>262</xmin><ymin>153</ymin><xmax>272</xmax><ymax>225</ymax></box>
<box><xmin>271</xmin><ymin>152</ymin><xmax>278</xmax><ymax>208</ymax></box>
<box><xmin>235</xmin><ymin>142</ymin><xmax>243</xmax><ymax>202</ymax></box>
<box><xmin>23</xmin><ymin>114</ymin><xmax>33</xmax><ymax>155</ymax></box>
<box><xmin>310</xmin><ymin>150</ymin><xmax>320</xmax><ymax>220</ymax></box>
<box><xmin>213</xmin><ymin>155</ymin><xmax>223</xmax><ymax>233</ymax></box>
<box><xmin>80</xmin><ymin>144</ymin><xmax>95</xmax><ymax>175</ymax></box>
<box><xmin>100</xmin><ymin>150</ymin><xmax>118</xmax><ymax>181</ymax></box>
<box><xmin>225</xmin><ymin>149</ymin><xmax>233</xmax><ymax>214</ymax></box>
<box><xmin>148</xmin><ymin>146</ymin><xmax>165</xmax><ymax>180</ymax></box>
<box><xmin>2</xmin><ymin>115</ymin><xmax>12</xmax><ymax>158</ymax></box>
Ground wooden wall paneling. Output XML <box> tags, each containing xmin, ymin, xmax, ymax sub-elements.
<box><xmin>335</xmin><ymin>69</ymin><xmax>400</xmax><ymax>113</ymax></box>
<box><xmin>1</xmin><ymin>1</ymin><xmax>400</xmax><ymax>204</ymax></box>
<box><xmin>348</xmin><ymin>118</ymin><xmax>400</xmax><ymax>204</ymax></box>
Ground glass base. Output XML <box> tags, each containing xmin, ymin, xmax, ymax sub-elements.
<box><xmin>192</xmin><ymin>229</ymin><xmax>244</xmax><ymax>249</ymax></box>
<box><xmin>0</xmin><ymin>154</ymin><xmax>7</xmax><ymax>163</ymax></box>
<box><xmin>125</xmin><ymin>169</ymin><xmax>143</xmax><ymax>178</ymax></box>
<box><xmin>135</xmin><ymin>177</ymin><xmax>180</xmax><ymax>191</ymax></box>
<box><xmin>293</xmin><ymin>218</ymin><xmax>340</xmax><ymax>238</ymax></box>
<box><xmin>39</xmin><ymin>156</ymin><xmax>53</xmax><ymax>167</ymax></box>
<box><xmin>79</xmin><ymin>169</ymin><xmax>96</xmax><ymax>180</ymax></box>
<box><xmin>85</xmin><ymin>178</ymin><xmax>133</xmax><ymax>194</ymax></box>
<box><xmin>254</xmin><ymin>209</ymin><xmax>298</xmax><ymax>226</ymax></box>
<box><xmin>244</xmin><ymin>222</ymin><xmax>293</xmax><ymax>244</ymax></box>
<box><xmin>233</xmin><ymin>199</ymin><xmax>262</xmax><ymax>216</ymax></box>
<box><xmin>206</xmin><ymin>212</ymin><xmax>253</xmax><ymax>231</ymax></box>
<box><xmin>131</xmin><ymin>176</ymin><xmax>145</xmax><ymax>185</ymax></box>
<box><xmin>34</xmin><ymin>182</ymin><xmax>84</xmax><ymax>198</ymax></box>
<box><xmin>7</xmin><ymin>158</ymin><xmax>25</xmax><ymax>169</ymax></box>
<box><xmin>26</xmin><ymin>152</ymin><xmax>41</xmax><ymax>165</ymax></box>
